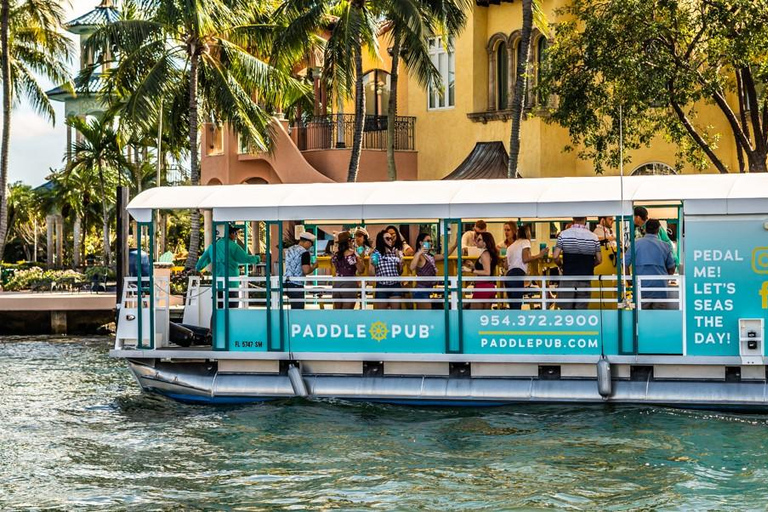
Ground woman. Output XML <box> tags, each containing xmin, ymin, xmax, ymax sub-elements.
<box><xmin>505</xmin><ymin>224</ymin><xmax>548</xmax><ymax>310</ymax></box>
<box><xmin>497</xmin><ymin>221</ymin><xmax>517</xmax><ymax>252</ymax></box>
<box><xmin>409</xmin><ymin>233</ymin><xmax>443</xmax><ymax>309</ymax></box>
<box><xmin>370</xmin><ymin>230</ymin><xmax>404</xmax><ymax>309</ymax></box>
<box><xmin>462</xmin><ymin>231</ymin><xmax>499</xmax><ymax>309</ymax></box>
<box><xmin>354</xmin><ymin>227</ymin><xmax>372</xmax><ymax>256</ymax></box>
<box><xmin>497</xmin><ymin>220</ymin><xmax>517</xmax><ymax>274</ymax></box>
<box><xmin>385</xmin><ymin>225</ymin><xmax>414</xmax><ymax>256</ymax></box>
<box><xmin>331</xmin><ymin>231</ymin><xmax>364</xmax><ymax>309</ymax></box>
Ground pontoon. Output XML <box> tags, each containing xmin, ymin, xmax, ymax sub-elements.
<box><xmin>112</xmin><ymin>174</ymin><xmax>768</xmax><ymax>408</ymax></box>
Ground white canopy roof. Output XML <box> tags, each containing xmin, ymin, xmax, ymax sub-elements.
<box><xmin>127</xmin><ymin>174</ymin><xmax>768</xmax><ymax>223</ymax></box>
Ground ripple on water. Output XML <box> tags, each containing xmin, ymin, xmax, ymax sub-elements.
<box><xmin>2</xmin><ymin>337</ymin><xmax>768</xmax><ymax>510</ymax></box>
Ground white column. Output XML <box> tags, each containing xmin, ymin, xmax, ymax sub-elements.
<box><xmin>55</xmin><ymin>215</ymin><xmax>64</xmax><ymax>268</ymax></box>
<box><xmin>46</xmin><ymin>215</ymin><xmax>55</xmax><ymax>268</ymax></box>
<box><xmin>73</xmin><ymin>216</ymin><xmax>81</xmax><ymax>267</ymax></box>
<box><xmin>203</xmin><ymin>210</ymin><xmax>213</xmax><ymax>250</ymax></box>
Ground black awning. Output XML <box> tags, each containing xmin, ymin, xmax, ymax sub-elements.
<box><xmin>442</xmin><ymin>141</ymin><xmax>514</xmax><ymax>180</ymax></box>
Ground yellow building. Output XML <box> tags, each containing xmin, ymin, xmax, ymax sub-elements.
<box><xmin>202</xmin><ymin>0</ymin><xmax>739</xmax><ymax>186</ymax></box>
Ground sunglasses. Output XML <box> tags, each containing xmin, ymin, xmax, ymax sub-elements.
<box><xmin>383</xmin><ymin>236</ymin><xmax>393</xmax><ymax>241</ymax></box>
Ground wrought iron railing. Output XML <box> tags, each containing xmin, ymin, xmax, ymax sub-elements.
<box><xmin>164</xmin><ymin>164</ymin><xmax>190</xmax><ymax>186</ymax></box>
<box><xmin>293</xmin><ymin>114</ymin><xmax>416</xmax><ymax>151</ymax></box>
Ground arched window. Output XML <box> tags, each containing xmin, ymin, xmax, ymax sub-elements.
<box><xmin>486</xmin><ymin>33</ymin><xmax>510</xmax><ymax>112</ymax></box>
<box><xmin>631</xmin><ymin>162</ymin><xmax>677</xmax><ymax>176</ymax></box>
<box><xmin>536</xmin><ymin>36</ymin><xmax>548</xmax><ymax>105</ymax></box>
<box><xmin>496</xmin><ymin>42</ymin><xmax>508</xmax><ymax>110</ymax></box>
<box><xmin>363</xmin><ymin>69</ymin><xmax>390</xmax><ymax>118</ymax></box>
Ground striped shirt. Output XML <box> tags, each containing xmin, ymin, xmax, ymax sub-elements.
<box><xmin>556</xmin><ymin>224</ymin><xmax>600</xmax><ymax>276</ymax></box>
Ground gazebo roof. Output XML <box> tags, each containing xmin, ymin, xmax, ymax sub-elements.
<box><xmin>46</xmin><ymin>74</ymin><xmax>108</xmax><ymax>102</ymax></box>
<box><xmin>66</xmin><ymin>0</ymin><xmax>120</xmax><ymax>35</ymax></box>
<box><xmin>442</xmin><ymin>141</ymin><xmax>513</xmax><ymax>180</ymax></box>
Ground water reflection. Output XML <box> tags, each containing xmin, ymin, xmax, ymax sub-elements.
<box><xmin>1</xmin><ymin>338</ymin><xmax>767</xmax><ymax>509</ymax></box>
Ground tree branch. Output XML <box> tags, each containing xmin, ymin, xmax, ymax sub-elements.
<box><xmin>670</xmin><ymin>98</ymin><xmax>729</xmax><ymax>174</ymax></box>
<box><xmin>741</xmin><ymin>66</ymin><xmax>765</xmax><ymax>154</ymax></box>
<box><xmin>709</xmin><ymin>85</ymin><xmax>754</xmax><ymax>155</ymax></box>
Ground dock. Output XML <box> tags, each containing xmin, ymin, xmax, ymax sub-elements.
<box><xmin>0</xmin><ymin>292</ymin><xmax>116</xmax><ymax>334</ymax></box>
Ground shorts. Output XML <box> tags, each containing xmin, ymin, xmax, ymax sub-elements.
<box><xmin>412</xmin><ymin>287</ymin><xmax>434</xmax><ymax>301</ymax></box>
<box><xmin>375</xmin><ymin>282</ymin><xmax>402</xmax><ymax>299</ymax></box>
<box><xmin>332</xmin><ymin>280</ymin><xmax>358</xmax><ymax>300</ymax></box>
<box><xmin>472</xmin><ymin>281</ymin><xmax>497</xmax><ymax>300</ymax></box>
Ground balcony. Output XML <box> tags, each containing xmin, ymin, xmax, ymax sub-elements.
<box><xmin>293</xmin><ymin>114</ymin><xmax>416</xmax><ymax>152</ymax></box>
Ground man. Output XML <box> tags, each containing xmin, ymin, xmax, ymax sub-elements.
<box><xmin>552</xmin><ymin>217</ymin><xmax>602</xmax><ymax>309</ymax></box>
<box><xmin>128</xmin><ymin>247</ymin><xmax>150</xmax><ymax>277</ymax></box>
<box><xmin>625</xmin><ymin>219</ymin><xmax>676</xmax><ymax>310</ymax></box>
<box><xmin>284</xmin><ymin>232</ymin><xmax>319</xmax><ymax>309</ymax></box>
<box><xmin>593</xmin><ymin>216</ymin><xmax>616</xmax><ymax>245</ymax></box>
<box><xmin>458</xmin><ymin>220</ymin><xmax>487</xmax><ymax>253</ymax></box>
<box><xmin>633</xmin><ymin>206</ymin><xmax>676</xmax><ymax>264</ymax></box>
<box><xmin>196</xmin><ymin>224</ymin><xmax>261</xmax><ymax>277</ymax></box>
<box><xmin>196</xmin><ymin>224</ymin><xmax>261</xmax><ymax>308</ymax></box>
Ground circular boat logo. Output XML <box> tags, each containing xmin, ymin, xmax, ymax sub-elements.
<box><xmin>369</xmin><ymin>321</ymin><xmax>389</xmax><ymax>342</ymax></box>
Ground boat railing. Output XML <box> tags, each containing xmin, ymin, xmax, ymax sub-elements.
<box><xmin>115</xmin><ymin>276</ymin><xmax>171</xmax><ymax>350</ymax></box>
<box><xmin>636</xmin><ymin>275</ymin><xmax>683</xmax><ymax>310</ymax></box>
<box><xmin>200</xmin><ymin>274</ymin><xmax>684</xmax><ymax>310</ymax></box>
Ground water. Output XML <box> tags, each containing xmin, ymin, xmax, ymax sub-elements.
<box><xmin>2</xmin><ymin>338</ymin><xmax>768</xmax><ymax>510</ymax></box>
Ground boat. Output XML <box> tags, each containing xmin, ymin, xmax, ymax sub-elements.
<box><xmin>111</xmin><ymin>174</ymin><xmax>768</xmax><ymax>408</ymax></box>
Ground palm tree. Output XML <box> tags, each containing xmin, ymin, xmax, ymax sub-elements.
<box><xmin>384</xmin><ymin>0</ymin><xmax>470</xmax><ymax>180</ymax></box>
<box><xmin>275</xmin><ymin>0</ymin><xmax>379</xmax><ymax>183</ymax></box>
<box><xmin>507</xmin><ymin>0</ymin><xmax>547</xmax><ymax>178</ymax></box>
<box><xmin>6</xmin><ymin>181</ymin><xmax>43</xmax><ymax>261</ymax></box>
<box><xmin>0</xmin><ymin>0</ymin><xmax>72</xmax><ymax>261</ymax></box>
<box><xmin>46</xmin><ymin>165</ymin><xmax>106</xmax><ymax>267</ymax></box>
<box><xmin>65</xmin><ymin>116</ymin><xmax>127</xmax><ymax>266</ymax></box>
<box><xmin>82</xmin><ymin>0</ymin><xmax>307</xmax><ymax>269</ymax></box>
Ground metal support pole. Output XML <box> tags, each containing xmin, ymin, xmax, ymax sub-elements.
<box><xmin>266</xmin><ymin>222</ymin><xmax>273</xmax><ymax>350</ymax></box>
<box><xmin>456</xmin><ymin>220</ymin><xmax>464</xmax><ymax>354</ymax></box>
<box><xmin>148</xmin><ymin>219</ymin><xmax>155</xmax><ymax>350</ymax></box>
<box><xmin>630</xmin><ymin>214</ymin><xmax>638</xmax><ymax>355</ymax></box>
<box><xmin>224</xmin><ymin>222</ymin><xmax>230</xmax><ymax>351</ymax></box>
<box><xmin>137</xmin><ymin>223</ymin><xmax>143</xmax><ymax>349</ymax></box>
<box><xmin>442</xmin><ymin>219</ymin><xmax>451</xmax><ymax>354</ymax></box>
<box><xmin>278</xmin><ymin>221</ymin><xmax>285</xmax><ymax>352</ymax></box>
<box><xmin>212</xmin><ymin>221</ymin><xmax>220</xmax><ymax>350</ymax></box>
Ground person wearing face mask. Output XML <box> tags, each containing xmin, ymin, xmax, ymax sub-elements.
<box><xmin>409</xmin><ymin>233</ymin><xmax>446</xmax><ymax>309</ymax></box>
<box><xmin>353</xmin><ymin>227</ymin><xmax>373</xmax><ymax>256</ymax></box>
<box><xmin>331</xmin><ymin>231</ymin><xmax>365</xmax><ymax>309</ymax></box>
<box><xmin>385</xmin><ymin>225</ymin><xmax>414</xmax><ymax>256</ymax></box>
<box><xmin>369</xmin><ymin>230</ymin><xmax>404</xmax><ymax>309</ymax></box>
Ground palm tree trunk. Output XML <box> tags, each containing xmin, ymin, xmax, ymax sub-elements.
<box><xmin>347</xmin><ymin>49</ymin><xmax>365</xmax><ymax>183</ymax></box>
<box><xmin>386</xmin><ymin>35</ymin><xmax>402</xmax><ymax>181</ymax></box>
<box><xmin>98</xmin><ymin>164</ymin><xmax>111</xmax><ymax>266</ymax></box>
<box><xmin>507</xmin><ymin>0</ymin><xmax>533</xmax><ymax>178</ymax></box>
<box><xmin>0</xmin><ymin>0</ymin><xmax>11</xmax><ymax>261</ymax></box>
<box><xmin>185</xmin><ymin>51</ymin><xmax>201</xmax><ymax>269</ymax></box>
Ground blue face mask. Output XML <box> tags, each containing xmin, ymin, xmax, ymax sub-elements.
<box><xmin>423</xmin><ymin>242</ymin><xmax>431</xmax><ymax>250</ymax></box>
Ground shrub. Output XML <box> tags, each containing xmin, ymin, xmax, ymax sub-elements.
<box><xmin>4</xmin><ymin>267</ymin><xmax>86</xmax><ymax>292</ymax></box>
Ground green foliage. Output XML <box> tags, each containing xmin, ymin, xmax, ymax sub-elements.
<box><xmin>84</xmin><ymin>265</ymin><xmax>116</xmax><ymax>281</ymax></box>
<box><xmin>0</xmin><ymin>0</ymin><xmax>74</xmax><ymax>262</ymax></box>
<box><xmin>81</xmin><ymin>0</ymin><xmax>308</xmax><ymax>158</ymax></box>
<box><xmin>5</xmin><ymin>181</ymin><xmax>44</xmax><ymax>262</ymax></box>
<box><xmin>4</xmin><ymin>266</ymin><xmax>86</xmax><ymax>292</ymax></box>
<box><xmin>539</xmin><ymin>0</ymin><xmax>768</xmax><ymax>174</ymax></box>
<box><xmin>5</xmin><ymin>0</ymin><xmax>73</xmax><ymax>122</ymax></box>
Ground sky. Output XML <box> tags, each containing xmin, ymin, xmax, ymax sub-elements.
<box><xmin>8</xmin><ymin>0</ymin><xmax>99</xmax><ymax>187</ymax></box>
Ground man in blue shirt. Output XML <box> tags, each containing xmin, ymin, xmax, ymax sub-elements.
<box><xmin>625</xmin><ymin>219</ymin><xmax>676</xmax><ymax>309</ymax></box>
